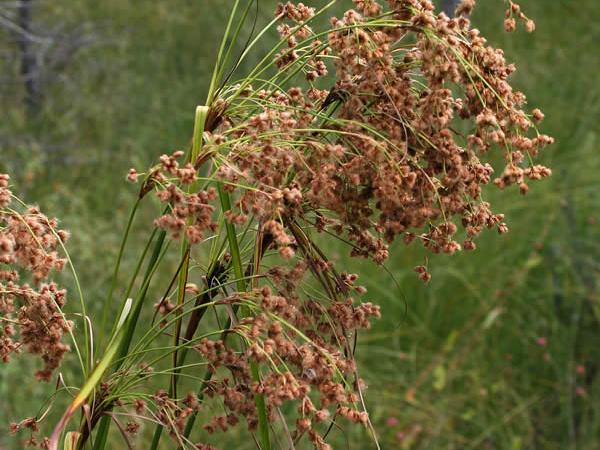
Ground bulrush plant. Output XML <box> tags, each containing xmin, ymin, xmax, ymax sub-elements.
<box><xmin>1</xmin><ymin>0</ymin><xmax>553</xmax><ymax>449</ymax></box>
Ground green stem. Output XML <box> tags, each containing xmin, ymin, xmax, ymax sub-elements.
<box><xmin>91</xmin><ymin>230</ymin><xmax>169</xmax><ymax>450</ymax></box>
<box><xmin>206</xmin><ymin>0</ymin><xmax>240</xmax><ymax>105</ymax></box>
<box><xmin>99</xmin><ymin>199</ymin><xmax>140</xmax><ymax>353</ymax></box>
<box><xmin>172</xmin><ymin>105</ymin><xmax>208</xmax><ymax>392</ymax></box>
<box><xmin>104</xmin><ymin>224</ymin><xmax>160</xmax><ymax>349</ymax></box>
<box><xmin>218</xmin><ymin>184</ymin><xmax>271</xmax><ymax>450</ymax></box>
<box><xmin>179</xmin><ymin>232</ymin><xmax>270</xmax><ymax>447</ymax></box>
<box><xmin>149</xmin><ymin>106</ymin><xmax>209</xmax><ymax>450</ymax></box>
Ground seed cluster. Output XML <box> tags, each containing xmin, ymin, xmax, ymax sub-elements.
<box><xmin>0</xmin><ymin>174</ymin><xmax>71</xmax><ymax>382</ymax></box>
<box><xmin>185</xmin><ymin>0</ymin><xmax>553</xmax><ymax>268</ymax></box>
<box><xmin>119</xmin><ymin>1</ymin><xmax>554</xmax><ymax>448</ymax></box>
<box><xmin>191</xmin><ymin>279</ymin><xmax>380</xmax><ymax>445</ymax></box>
<box><xmin>140</xmin><ymin>150</ymin><xmax>219</xmax><ymax>244</ymax></box>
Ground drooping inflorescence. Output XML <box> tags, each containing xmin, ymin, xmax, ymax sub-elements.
<box><xmin>0</xmin><ymin>174</ymin><xmax>71</xmax><ymax>382</ymax></box>
<box><xmin>169</xmin><ymin>0</ymin><xmax>553</xmax><ymax>263</ymax></box>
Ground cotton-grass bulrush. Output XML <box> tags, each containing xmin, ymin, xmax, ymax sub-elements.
<box><xmin>4</xmin><ymin>1</ymin><xmax>553</xmax><ymax>449</ymax></box>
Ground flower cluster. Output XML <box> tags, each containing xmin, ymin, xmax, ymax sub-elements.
<box><xmin>113</xmin><ymin>1</ymin><xmax>553</xmax><ymax>448</ymax></box>
<box><xmin>503</xmin><ymin>0</ymin><xmax>536</xmax><ymax>33</ymax></box>
<box><xmin>9</xmin><ymin>417</ymin><xmax>50</xmax><ymax>448</ymax></box>
<box><xmin>325</xmin><ymin>0</ymin><xmax>552</xmax><ymax>257</ymax></box>
<box><xmin>274</xmin><ymin>3</ymin><xmax>329</xmax><ymax>82</ymax></box>
<box><xmin>192</xmin><ymin>277</ymin><xmax>379</xmax><ymax>447</ymax></box>
<box><xmin>121</xmin><ymin>255</ymin><xmax>380</xmax><ymax>449</ymax></box>
<box><xmin>0</xmin><ymin>174</ymin><xmax>71</xmax><ymax>381</ymax></box>
<box><xmin>136</xmin><ymin>151</ymin><xmax>219</xmax><ymax>244</ymax></box>
<box><xmin>190</xmin><ymin>0</ymin><xmax>553</xmax><ymax>269</ymax></box>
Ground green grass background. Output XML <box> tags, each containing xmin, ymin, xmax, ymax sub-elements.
<box><xmin>1</xmin><ymin>0</ymin><xmax>599</xmax><ymax>449</ymax></box>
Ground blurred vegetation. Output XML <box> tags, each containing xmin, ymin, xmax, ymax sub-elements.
<box><xmin>1</xmin><ymin>0</ymin><xmax>599</xmax><ymax>449</ymax></box>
